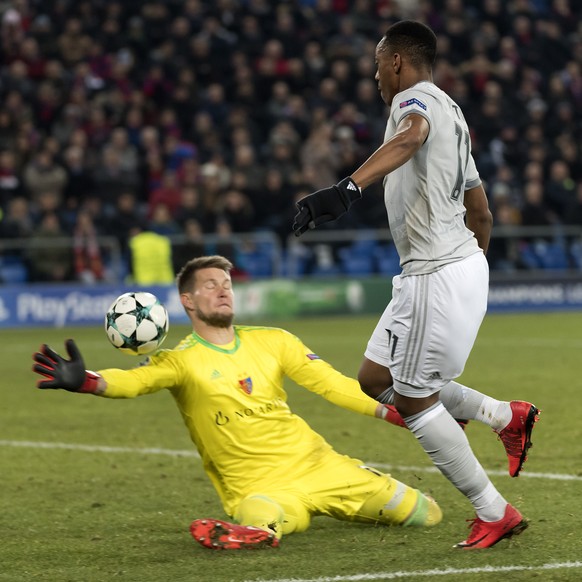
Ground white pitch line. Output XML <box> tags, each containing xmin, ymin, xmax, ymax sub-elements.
<box><xmin>1</xmin><ymin>439</ymin><xmax>581</xmax><ymax>482</ymax></box>
<box><xmin>246</xmin><ymin>561</ymin><xmax>582</xmax><ymax>582</ymax></box>
<box><xmin>0</xmin><ymin>439</ymin><xmax>200</xmax><ymax>458</ymax></box>
<box><xmin>371</xmin><ymin>462</ymin><xmax>582</xmax><ymax>482</ymax></box>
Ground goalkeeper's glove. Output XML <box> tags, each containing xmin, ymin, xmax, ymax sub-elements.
<box><xmin>380</xmin><ymin>404</ymin><xmax>408</xmax><ymax>428</ymax></box>
<box><xmin>32</xmin><ymin>339</ymin><xmax>101</xmax><ymax>393</ymax></box>
<box><xmin>380</xmin><ymin>404</ymin><xmax>468</xmax><ymax>431</ymax></box>
<box><xmin>292</xmin><ymin>176</ymin><xmax>362</xmax><ymax>236</ymax></box>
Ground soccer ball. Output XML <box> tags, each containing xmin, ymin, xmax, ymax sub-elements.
<box><xmin>105</xmin><ymin>292</ymin><xmax>169</xmax><ymax>355</ymax></box>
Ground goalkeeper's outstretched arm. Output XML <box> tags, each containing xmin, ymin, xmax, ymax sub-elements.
<box><xmin>32</xmin><ymin>339</ymin><xmax>178</xmax><ymax>398</ymax></box>
<box><xmin>32</xmin><ymin>339</ymin><xmax>104</xmax><ymax>394</ymax></box>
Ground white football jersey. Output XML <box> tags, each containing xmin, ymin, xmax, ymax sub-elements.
<box><xmin>384</xmin><ymin>81</ymin><xmax>482</xmax><ymax>275</ymax></box>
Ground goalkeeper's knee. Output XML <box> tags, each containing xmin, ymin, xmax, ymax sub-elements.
<box><xmin>357</xmin><ymin>478</ymin><xmax>442</xmax><ymax>527</ymax></box>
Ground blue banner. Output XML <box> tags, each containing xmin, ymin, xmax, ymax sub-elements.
<box><xmin>1</xmin><ymin>275</ymin><xmax>582</xmax><ymax>328</ymax></box>
<box><xmin>488</xmin><ymin>278</ymin><xmax>582</xmax><ymax>312</ymax></box>
<box><xmin>0</xmin><ymin>284</ymin><xmax>190</xmax><ymax>328</ymax></box>
<box><xmin>0</xmin><ymin>279</ymin><xmax>368</xmax><ymax>328</ymax></box>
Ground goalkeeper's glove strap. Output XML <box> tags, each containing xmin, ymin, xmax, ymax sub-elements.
<box><xmin>79</xmin><ymin>371</ymin><xmax>102</xmax><ymax>394</ymax></box>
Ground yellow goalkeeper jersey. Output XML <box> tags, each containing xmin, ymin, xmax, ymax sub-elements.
<box><xmin>98</xmin><ymin>325</ymin><xmax>378</xmax><ymax>513</ymax></box>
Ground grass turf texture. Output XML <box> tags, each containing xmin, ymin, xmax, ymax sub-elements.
<box><xmin>1</xmin><ymin>312</ymin><xmax>581</xmax><ymax>581</ymax></box>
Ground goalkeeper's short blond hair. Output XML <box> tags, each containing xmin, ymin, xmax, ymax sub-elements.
<box><xmin>176</xmin><ymin>255</ymin><xmax>234</xmax><ymax>293</ymax></box>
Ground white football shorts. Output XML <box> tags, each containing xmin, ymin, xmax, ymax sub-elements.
<box><xmin>365</xmin><ymin>252</ymin><xmax>489</xmax><ymax>398</ymax></box>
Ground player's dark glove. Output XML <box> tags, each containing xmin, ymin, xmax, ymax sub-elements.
<box><xmin>32</xmin><ymin>339</ymin><xmax>101</xmax><ymax>393</ymax></box>
<box><xmin>292</xmin><ymin>176</ymin><xmax>362</xmax><ymax>236</ymax></box>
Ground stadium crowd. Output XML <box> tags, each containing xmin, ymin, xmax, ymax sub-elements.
<box><xmin>0</xmin><ymin>0</ymin><xmax>582</xmax><ymax>282</ymax></box>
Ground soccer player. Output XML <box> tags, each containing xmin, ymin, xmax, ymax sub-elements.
<box><xmin>292</xmin><ymin>20</ymin><xmax>540</xmax><ymax>549</ymax></box>
<box><xmin>32</xmin><ymin>255</ymin><xmax>442</xmax><ymax>551</ymax></box>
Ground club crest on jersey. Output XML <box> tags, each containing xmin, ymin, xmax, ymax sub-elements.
<box><xmin>238</xmin><ymin>377</ymin><xmax>253</xmax><ymax>394</ymax></box>
<box><xmin>399</xmin><ymin>97</ymin><xmax>427</xmax><ymax>110</ymax></box>
<box><xmin>306</xmin><ymin>353</ymin><xmax>320</xmax><ymax>360</ymax></box>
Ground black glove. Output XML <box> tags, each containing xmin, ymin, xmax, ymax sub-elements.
<box><xmin>293</xmin><ymin>176</ymin><xmax>362</xmax><ymax>236</ymax></box>
<box><xmin>32</xmin><ymin>339</ymin><xmax>100</xmax><ymax>393</ymax></box>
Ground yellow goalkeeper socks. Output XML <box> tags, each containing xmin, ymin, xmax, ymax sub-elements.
<box><xmin>358</xmin><ymin>479</ymin><xmax>442</xmax><ymax>527</ymax></box>
<box><xmin>403</xmin><ymin>490</ymin><xmax>443</xmax><ymax>527</ymax></box>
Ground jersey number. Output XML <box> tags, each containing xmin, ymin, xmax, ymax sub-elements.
<box><xmin>451</xmin><ymin>121</ymin><xmax>470</xmax><ymax>201</ymax></box>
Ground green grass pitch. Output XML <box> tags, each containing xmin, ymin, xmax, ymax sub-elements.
<box><xmin>1</xmin><ymin>312</ymin><xmax>581</xmax><ymax>581</ymax></box>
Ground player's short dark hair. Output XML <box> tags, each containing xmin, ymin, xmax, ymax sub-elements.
<box><xmin>176</xmin><ymin>255</ymin><xmax>233</xmax><ymax>293</ymax></box>
<box><xmin>381</xmin><ymin>20</ymin><xmax>437</xmax><ymax>68</ymax></box>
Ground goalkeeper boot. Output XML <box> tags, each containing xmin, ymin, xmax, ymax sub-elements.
<box><xmin>495</xmin><ymin>401</ymin><xmax>540</xmax><ymax>477</ymax></box>
<box><xmin>455</xmin><ymin>504</ymin><xmax>528</xmax><ymax>549</ymax></box>
<box><xmin>190</xmin><ymin>518</ymin><xmax>279</xmax><ymax>550</ymax></box>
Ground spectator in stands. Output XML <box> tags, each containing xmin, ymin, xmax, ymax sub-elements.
<box><xmin>231</xmin><ymin>144</ymin><xmax>264</xmax><ymax>192</ymax></box>
<box><xmin>300</xmin><ymin>121</ymin><xmax>339</xmax><ymax>190</ymax></box>
<box><xmin>147</xmin><ymin>202</ymin><xmax>181</xmax><ymax>237</ymax></box>
<box><xmin>520</xmin><ymin>180</ymin><xmax>558</xmax><ymax>242</ymax></box>
<box><xmin>73</xmin><ymin>209</ymin><xmax>104</xmax><ymax>284</ymax></box>
<box><xmin>545</xmin><ymin>159</ymin><xmax>576</xmax><ymax>220</ymax></box>
<box><xmin>93</xmin><ymin>146</ymin><xmax>140</xmax><ymax>214</ymax></box>
<box><xmin>216</xmin><ymin>188</ymin><xmax>255</xmax><ymax>234</ymax></box>
<box><xmin>33</xmin><ymin>190</ymin><xmax>64</xmax><ymax>225</ymax></box>
<box><xmin>61</xmin><ymin>144</ymin><xmax>92</xmax><ymax>210</ymax></box>
<box><xmin>128</xmin><ymin>225</ymin><xmax>174</xmax><ymax>286</ymax></box>
<box><xmin>487</xmin><ymin>197</ymin><xmax>521</xmax><ymax>272</ymax></box>
<box><xmin>0</xmin><ymin>0</ymin><xmax>581</xmax><ymax>278</ymax></box>
<box><xmin>171</xmin><ymin>218</ymin><xmax>206</xmax><ymax>274</ymax></box>
<box><xmin>254</xmin><ymin>168</ymin><xmax>295</xmax><ymax>240</ymax></box>
<box><xmin>174</xmin><ymin>185</ymin><xmax>214</xmax><ymax>232</ymax></box>
<box><xmin>0</xmin><ymin>149</ymin><xmax>22</xmax><ymax>207</ymax></box>
<box><xmin>564</xmin><ymin>182</ymin><xmax>582</xmax><ymax>227</ymax></box>
<box><xmin>0</xmin><ymin>108</ymin><xmax>18</xmax><ymax>151</ymax></box>
<box><xmin>147</xmin><ymin>170</ymin><xmax>183</xmax><ymax>219</ymax></box>
<box><xmin>105</xmin><ymin>191</ymin><xmax>144</xmax><ymax>255</ymax></box>
<box><xmin>0</xmin><ymin>195</ymin><xmax>33</xmax><ymax>241</ymax></box>
<box><xmin>212</xmin><ymin>219</ymin><xmax>239</xmax><ymax>270</ymax></box>
<box><xmin>57</xmin><ymin>17</ymin><xmax>91</xmax><ymax>66</ymax></box>
<box><xmin>22</xmin><ymin>148</ymin><xmax>67</xmax><ymax>205</ymax></box>
<box><xmin>26</xmin><ymin>212</ymin><xmax>73</xmax><ymax>282</ymax></box>
<box><xmin>105</xmin><ymin>127</ymin><xmax>139</xmax><ymax>174</ymax></box>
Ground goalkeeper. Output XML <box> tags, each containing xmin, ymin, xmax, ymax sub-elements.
<box><xmin>32</xmin><ymin>254</ymin><xmax>442</xmax><ymax>551</ymax></box>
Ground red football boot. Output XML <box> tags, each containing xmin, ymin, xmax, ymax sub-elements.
<box><xmin>496</xmin><ymin>401</ymin><xmax>540</xmax><ymax>477</ymax></box>
<box><xmin>190</xmin><ymin>519</ymin><xmax>279</xmax><ymax>550</ymax></box>
<box><xmin>456</xmin><ymin>504</ymin><xmax>528</xmax><ymax>549</ymax></box>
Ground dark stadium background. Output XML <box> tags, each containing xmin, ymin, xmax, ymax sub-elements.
<box><xmin>0</xmin><ymin>0</ymin><xmax>582</xmax><ymax>287</ymax></box>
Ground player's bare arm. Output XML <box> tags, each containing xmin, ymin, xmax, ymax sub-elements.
<box><xmin>351</xmin><ymin>114</ymin><xmax>429</xmax><ymax>190</ymax></box>
<box><xmin>292</xmin><ymin>114</ymin><xmax>429</xmax><ymax>236</ymax></box>
<box><xmin>464</xmin><ymin>184</ymin><xmax>493</xmax><ymax>254</ymax></box>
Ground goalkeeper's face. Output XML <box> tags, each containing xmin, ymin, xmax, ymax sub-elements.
<box><xmin>188</xmin><ymin>268</ymin><xmax>234</xmax><ymax>328</ymax></box>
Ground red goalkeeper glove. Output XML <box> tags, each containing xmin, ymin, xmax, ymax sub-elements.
<box><xmin>380</xmin><ymin>404</ymin><xmax>408</xmax><ymax>428</ymax></box>
<box><xmin>32</xmin><ymin>339</ymin><xmax>101</xmax><ymax>393</ymax></box>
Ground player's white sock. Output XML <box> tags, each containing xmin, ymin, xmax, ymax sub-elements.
<box><xmin>439</xmin><ymin>381</ymin><xmax>512</xmax><ymax>431</ymax></box>
<box><xmin>404</xmin><ymin>402</ymin><xmax>507</xmax><ymax>522</ymax></box>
